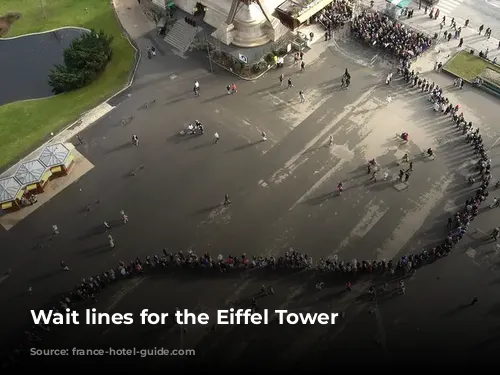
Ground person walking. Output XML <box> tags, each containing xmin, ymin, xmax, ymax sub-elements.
<box><xmin>224</xmin><ymin>194</ymin><xmax>231</xmax><ymax>205</ymax></box>
<box><xmin>299</xmin><ymin>90</ymin><xmax>305</xmax><ymax>103</ymax></box>
<box><xmin>261</xmin><ymin>131</ymin><xmax>267</xmax><ymax>141</ymax></box>
<box><xmin>213</xmin><ymin>132</ymin><xmax>220</xmax><ymax>144</ymax></box>
<box><xmin>120</xmin><ymin>210</ymin><xmax>128</xmax><ymax>224</ymax></box>
<box><xmin>108</xmin><ymin>234</ymin><xmax>115</xmax><ymax>249</ymax></box>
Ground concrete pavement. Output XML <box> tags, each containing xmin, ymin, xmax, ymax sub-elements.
<box><xmin>22</xmin><ymin>253</ymin><xmax>500</xmax><ymax>369</ymax></box>
<box><xmin>364</xmin><ymin>0</ymin><xmax>500</xmax><ymax>73</ymax></box>
<box><xmin>2</xmin><ymin>1</ymin><xmax>500</xmax><ymax>368</ymax></box>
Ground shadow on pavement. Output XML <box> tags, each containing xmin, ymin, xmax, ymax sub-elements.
<box><xmin>442</xmin><ymin>303</ymin><xmax>470</xmax><ymax>317</ymax></box>
<box><xmin>229</xmin><ymin>140</ymin><xmax>262</xmax><ymax>152</ymax></box>
<box><xmin>105</xmin><ymin>142</ymin><xmax>135</xmax><ymax>154</ymax></box>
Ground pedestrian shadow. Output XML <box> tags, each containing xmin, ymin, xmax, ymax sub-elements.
<box><xmin>29</xmin><ymin>269</ymin><xmax>62</xmax><ymax>283</ymax></box>
<box><xmin>76</xmin><ymin>225</ymin><xmax>107</xmax><ymax>240</ymax></box>
<box><xmin>201</xmin><ymin>93</ymin><xmax>230</xmax><ymax>103</ymax></box>
<box><xmin>488</xmin><ymin>302</ymin><xmax>500</xmax><ymax>315</ymax></box>
<box><xmin>303</xmin><ymin>192</ymin><xmax>336</xmax><ymax>206</ymax></box>
<box><xmin>78</xmin><ymin>205</ymin><xmax>93</xmax><ymax>214</ymax></box>
<box><xmin>123</xmin><ymin>165</ymin><xmax>144</xmax><ymax>178</ymax></box>
<box><xmin>164</xmin><ymin>95</ymin><xmax>191</xmax><ymax>106</ymax></box>
<box><xmin>79</xmin><ymin>244</ymin><xmax>110</xmax><ymax>258</ymax></box>
<box><xmin>301</xmin><ymin>144</ymin><xmax>327</xmax><ymax>155</ymax></box>
<box><xmin>190</xmin><ymin>141</ymin><xmax>213</xmax><ymax>150</ymax></box>
<box><xmin>167</xmin><ymin>133</ymin><xmax>196</xmax><ymax>144</ymax></box>
<box><xmin>105</xmin><ymin>142</ymin><xmax>135</xmax><ymax>154</ymax></box>
<box><xmin>229</xmin><ymin>141</ymin><xmax>262</xmax><ymax>152</ymax></box>
<box><xmin>365</xmin><ymin>179</ymin><xmax>396</xmax><ymax>192</ymax></box>
<box><xmin>442</xmin><ymin>303</ymin><xmax>469</xmax><ymax>317</ymax></box>
<box><xmin>303</xmin><ymin>289</ymin><xmax>346</xmax><ymax>307</ymax></box>
<box><xmin>488</xmin><ymin>278</ymin><xmax>500</xmax><ymax>285</ymax></box>
<box><xmin>192</xmin><ymin>204</ymin><xmax>222</xmax><ymax>216</ymax></box>
<box><xmin>470</xmin><ymin>334</ymin><xmax>500</xmax><ymax>351</ymax></box>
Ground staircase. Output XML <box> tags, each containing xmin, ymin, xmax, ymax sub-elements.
<box><xmin>163</xmin><ymin>21</ymin><xmax>202</xmax><ymax>54</ymax></box>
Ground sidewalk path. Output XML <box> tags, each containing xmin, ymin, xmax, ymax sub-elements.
<box><xmin>360</xmin><ymin>0</ymin><xmax>500</xmax><ymax>73</ymax></box>
<box><xmin>112</xmin><ymin>0</ymin><xmax>156</xmax><ymax>41</ymax></box>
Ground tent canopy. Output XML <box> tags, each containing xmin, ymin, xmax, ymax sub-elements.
<box><xmin>0</xmin><ymin>177</ymin><xmax>22</xmax><ymax>204</ymax></box>
<box><xmin>14</xmin><ymin>160</ymin><xmax>47</xmax><ymax>185</ymax></box>
<box><xmin>39</xmin><ymin>143</ymin><xmax>70</xmax><ymax>167</ymax></box>
<box><xmin>386</xmin><ymin>0</ymin><xmax>412</xmax><ymax>8</ymax></box>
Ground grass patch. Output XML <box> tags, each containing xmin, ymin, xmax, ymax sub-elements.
<box><xmin>0</xmin><ymin>0</ymin><xmax>135</xmax><ymax>169</ymax></box>
<box><xmin>443</xmin><ymin>50</ymin><xmax>500</xmax><ymax>82</ymax></box>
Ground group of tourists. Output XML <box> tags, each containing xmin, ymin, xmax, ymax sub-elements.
<box><xmin>4</xmin><ymin>6</ymin><xmax>496</xmax><ymax>368</ymax></box>
<box><xmin>316</xmin><ymin>0</ymin><xmax>353</xmax><ymax>40</ymax></box>
<box><xmin>0</xmin><ymin>230</ymin><xmax>469</xmax><ymax>368</ymax></box>
<box><xmin>351</xmin><ymin>10</ymin><xmax>433</xmax><ymax>59</ymax></box>
<box><xmin>395</xmin><ymin>62</ymin><xmax>497</xmax><ymax>257</ymax></box>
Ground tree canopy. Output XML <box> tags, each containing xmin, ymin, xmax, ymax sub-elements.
<box><xmin>49</xmin><ymin>29</ymin><xmax>114</xmax><ymax>94</ymax></box>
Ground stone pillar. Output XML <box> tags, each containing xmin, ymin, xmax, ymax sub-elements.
<box><xmin>212</xmin><ymin>23</ymin><xmax>236</xmax><ymax>45</ymax></box>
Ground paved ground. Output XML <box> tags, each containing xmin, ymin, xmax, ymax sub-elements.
<box><xmin>24</xmin><ymin>256</ymin><xmax>500</xmax><ymax>369</ymax></box>
<box><xmin>2</xmin><ymin>1</ymin><xmax>500</xmax><ymax>369</ymax></box>
<box><xmin>367</xmin><ymin>0</ymin><xmax>500</xmax><ymax>60</ymax></box>
<box><xmin>446</xmin><ymin>0</ymin><xmax>500</xmax><ymax>39</ymax></box>
<box><xmin>0</xmin><ymin>28</ymin><xmax>87</xmax><ymax>105</ymax></box>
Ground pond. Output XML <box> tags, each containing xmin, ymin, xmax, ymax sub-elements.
<box><xmin>0</xmin><ymin>27</ymin><xmax>88</xmax><ymax>106</ymax></box>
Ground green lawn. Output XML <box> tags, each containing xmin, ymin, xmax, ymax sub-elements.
<box><xmin>0</xmin><ymin>0</ymin><xmax>135</xmax><ymax>169</ymax></box>
<box><xmin>443</xmin><ymin>50</ymin><xmax>500</xmax><ymax>82</ymax></box>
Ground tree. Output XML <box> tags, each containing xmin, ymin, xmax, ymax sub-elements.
<box><xmin>48</xmin><ymin>29</ymin><xmax>114</xmax><ymax>94</ymax></box>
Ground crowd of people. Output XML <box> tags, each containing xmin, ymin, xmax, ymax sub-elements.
<box><xmin>3</xmin><ymin>7</ymin><xmax>497</xmax><ymax>368</ymax></box>
<box><xmin>316</xmin><ymin>0</ymin><xmax>353</xmax><ymax>40</ymax></box>
<box><xmin>396</xmin><ymin>63</ymin><xmax>497</xmax><ymax>250</ymax></box>
<box><xmin>0</xmin><ymin>235</ymin><xmax>470</xmax><ymax>367</ymax></box>
<box><xmin>351</xmin><ymin>10</ymin><xmax>433</xmax><ymax>59</ymax></box>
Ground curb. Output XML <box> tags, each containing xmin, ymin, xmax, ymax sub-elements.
<box><xmin>51</xmin><ymin>4</ymin><xmax>142</xmax><ymax>136</ymax></box>
<box><xmin>441</xmin><ymin>67</ymin><xmax>464</xmax><ymax>81</ymax></box>
<box><xmin>0</xmin><ymin>26</ymin><xmax>90</xmax><ymax>40</ymax></box>
<box><xmin>210</xmin><ymin>58</ymin><xmax>277</xmax><ymax>81</ymax></box>
<box><xmin>443</xmin><ymin>51</ymin><xmax>500</xmax><ymax>99</ymax></box>
<box><xmin>0</xmin><ymin>27</ymin><xmax>91</xmax><ymax>106</ymax></box>
<box><xmin>442</xmin><ymin>68</ymin><xmax>500</xmax><ymax>99</ymax></box>
<box><xmin>0</xmin><ymin>6</ymin><xmax>141</xmax><ymax>175</ymax></box>
<box><xmin>442</xmin><ymin>51</ymin><xmax>469</xmax><ymax>81</ymax></box>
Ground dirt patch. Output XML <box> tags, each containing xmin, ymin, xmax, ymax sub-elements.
<box><xmin>0</xmin><ymin>13</ymin><xmax>22</xmax><ymax>37</ymax></box>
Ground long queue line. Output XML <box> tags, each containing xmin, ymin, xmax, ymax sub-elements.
<box><xmin>4</xmin><ymin>8</ymin><xmax>495</xmax><ymax>368</ymax></box>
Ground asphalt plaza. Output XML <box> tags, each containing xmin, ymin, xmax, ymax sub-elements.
<box><xmin>3</xmin><ymin>31</ymin><xmax>500</xmax><ymax>368</ymax></box>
